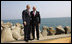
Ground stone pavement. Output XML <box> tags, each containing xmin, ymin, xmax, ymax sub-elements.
<box><xmin>6</xmin><ymin>34</ymin><xmax>71</xmax><ymax>43</ymax></box>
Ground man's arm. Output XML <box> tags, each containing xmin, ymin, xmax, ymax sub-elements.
<box><xmin>22</xmin><ymin>11</ymin><xmax>25</xmax><ymax>22</ymax></box>
<box><xmin>38</xmin><ymin>12</ymin><xmax>41</xmax><ymax>26</ymax></box>
<box><xmin>30</xmin><ymin>11</ymin><xmax>32</xmax><ymax>25</ymax></box>
<box><xmin>38</xmin><ymin>12</ymin><xmax>41</xmax><ymax>24</ymax></box>
<box><xmin>22</xmin><ymin>10</ymin><xmax>26</xmax><ymax>25</ymax></box>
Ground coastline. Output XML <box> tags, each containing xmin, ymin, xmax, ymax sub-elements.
<box><xmin>32</xmin><ymin>37</ymin><xmax>71</xmax><ymax>43</ymax></box>
<box><xmin>7</xmin><ymin>34</ymin><xmax>71</xmax><ymax>43</ymax></box>
<box><xmin>1</xmin><ymin>17</ymin><xmax>71</xmax><ymax>31</ymax></box>
<box><xmin>1</xmin><ymin>21</ymin><xmax>71</xmax><ymax>43</ymax></box>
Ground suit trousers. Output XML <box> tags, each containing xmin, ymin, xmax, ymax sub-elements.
<box><xmin>24</xmin><ymin>24</ymin><xmax>31</xmax><ymax>40</ymax></box>
<box><xmin>32</xmin><ymin>24</ymin><xmax>39</xmax><ymax>39</ymax></box>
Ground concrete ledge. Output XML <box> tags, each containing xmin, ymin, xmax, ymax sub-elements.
<box><xmin>5</xmin><ymin>34</ymin><xmax>71</xmax><ymax>43</ymax></box>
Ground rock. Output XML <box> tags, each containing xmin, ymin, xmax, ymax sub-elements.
<box><xmin>1</xmin><ymin>21</ymin><xmax>4</xmax><ymax>25</ymax></box>
<box><xmin>20</xmin><ymin>36</ymin><xmax>24</xmax><ymax>40</ymax></box>
<box><xmin>42</xmin><ymin>26</ymin><xmax>48</xmax><ymax>30</ymax></box>
<box><xmin>2</xmin><ymin>24</ymin><xmax>10</xmax><ymax>28</ymax></box>
<box><xmin>15</xmin><ymin>23</ymin><xmax>23</xmax><ymax>28</ymax></box>
<box><xmin>20</xmin><ymin>29</ymin><xmax>24</xmax><ymax>36</ymax></box>
<box><xmin>12</xmin><ymin>26</ymin><xmax>21</xmax><ymax>40</ymax></box>
<box><xmin>55</xmin><ymin>25</ymin><xmax>65</xmax><ymax>35</ymax></box>
<box><xmin>64</xmin><ymin>26</ymin><xmax>71</xmax><ymax>34</ymax></box>
<box><xmin>1</xmin><ymin>27</ymin><xmax>3</xmax><ymax>31</ymax></box>
<box><xmin>1</xmin><ymin>27</ymin><xmax>15</xmax><ymax>43</ymax></box>
<box><xmin>12</xmin><ymin>26</ymin><xmax>24</xmax><ymax>40</ymax></box>
<box><xmin>1</xmin><ymin>27</ymin><xmax>3</xmax><ymax>33</ymax></box>
<box><xmin>48</xmin><ymin>27</ymin><xmax>56</xmax><ymax>35</ymax></box>
<box><xmin>11</xmin><ymin>26</ymin><xmax>16</xmax><ymax>30</ymax></box>
<box><xmin>41</xmin><ymin>26</ymin><xmax>48</xmax><ymax>36</ymax></box>
<box><xmin>1</xmin><ymin>22</ymin><xmax>12</xmax><ymax>28</ymax></box>
<box><xmin>6</xmin><ymin>22</ymin><xmax>13</xmax><ymax>28</ymax></box>
<box><xmin>39</xmin><ymin>30</ymin><xmax>43</xmax><ymax>38</ymax></box>
<box><xmin>21</xmin><ymin>24</ymin><xmax>24</xmax><ymax>29</ymax></box>
<box><xmin>11</xmin><ymin>25</ymin><xmax>24</xmax><ymax>35</ymax></box>
<box><xmin>1</xmin><ymin>21</ymin><xmax>5</xmax><ymax>28</ymax></box>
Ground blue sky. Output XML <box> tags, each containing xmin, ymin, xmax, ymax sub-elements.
<box><xmin>1</xmin><ymin>1</ymin><xmax>71</xmax><ymax>20</ymax></box>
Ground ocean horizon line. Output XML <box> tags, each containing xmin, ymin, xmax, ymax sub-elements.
<box><xmin>1</xmin><ymin>17</ymin><xmax>71</xmax><ymax>20</ymax></box>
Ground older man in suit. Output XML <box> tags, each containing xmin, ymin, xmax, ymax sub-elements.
<box><xmin>22</xmin><ymin>5</ymin><xmax>31</xmax><ymax>42</ymax></box>
<box><xmin>30</xmin><ymin>6</ymin><xmax>41</xmax><ymax>40</ymax></box>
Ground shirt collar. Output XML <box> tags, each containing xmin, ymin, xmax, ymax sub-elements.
<box><xmin>33</xmin><ymin>10</ymin><xmax>36</xmax><ymax>13</ymax></box>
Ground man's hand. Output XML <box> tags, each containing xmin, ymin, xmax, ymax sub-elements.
<box><xmin>38</xmin><ymin>23</ymin><xmax>40</xmax><ymax>26</ymax></box>
<box><xmin>24</xmin><ymin>21</ymin><xmax>26</xmax><ymax>26</ymax></box>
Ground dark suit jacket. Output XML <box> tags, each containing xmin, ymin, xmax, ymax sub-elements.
<box><xmin>22</xmin><ymin>9</ymin><xmax>31</xmax><ymax>25</ymax></box>
<box><xmin>30</xmin><ymin>11</ymin><xmax>41</xmax><ymax>25</ymax></box>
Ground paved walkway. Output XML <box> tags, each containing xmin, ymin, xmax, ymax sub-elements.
<box><xmin>6</xmin><ymin>34</ymin><xmax>71</xmax><ymax>43</ymax></box>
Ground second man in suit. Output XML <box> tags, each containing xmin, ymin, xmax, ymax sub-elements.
<box><xmin>30</xmin><ymin>6</ymin><xmax>41</xmax><ymax>40</ymax></box>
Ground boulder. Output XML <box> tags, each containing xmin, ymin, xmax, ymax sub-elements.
<box><xmin>12</xmin><ymin>26</ymin><xmax>24</xmax><ymax>40</ymax></box>
<box><xmin>55</xmin><ymin>25</ymin><xmax>65</xmax><ymax>35</ymax></box>
<box><xmin>41</xmin><ymin>26</ymin><xmax>48</xmax><ymax>36</ymax></box>
<box><xmin>6</xmin><ymin>22</ymin><xmax>13</xmax><ymax>28</ymax></box>
<box><xmin>39</xmin><ymin>30</ymin><xmax>43</xmax><ymax>38</ymax></box>
<box><xmin>15</xmin><ymin>23</ymin><xmax>23</xmax><ymax>28</ymax></box>
<box><xmin>64</xmin><ymin>26</ymin><xmax>71</xmax><ymax>34</ymax></box>
<box><xmin>1</xmin><ymin>27</ymin><xmax>15</xmax><ymax>43</ymax></box>
<box><xmin>15</xmin><ymin>23</ymin><xmax>24</xmax><ymax>30</ymax></box>
<box><xmin>2</xmin><ymin>24</ymin><xmax>10</xmax><ymax>28</ymax></box>
<box><xmin>1</xmin><ymin>21</ymin><xmax>5</xmax><ymax>28</ymax></box>
<box><xmin>11</xmin><ymin>26</ymin><xmax>16</xmax><ymax>30</ymax></box>
<box><xmin>42</xmin><ymin>26</ymin><xmax>48</xmax><ymax>30</ymax></box>
<box><xmin>20</xmin><ymin>29</ymin><xmax>24</xmax><ymax>36</ymax></box>
<box><xmin>1</xmin><ymin>21</ymin><xmax>4</xmax><ymax>25</ymax></box>
<box><xmin>11</xmin><ymin>25</ymin><xmax>24</xmax><ymax>36</ymax></box>
<box><xmin>21</xmin><ymin>24</ymin><xmax>24</xmax><ymax>29</ymax></box>
<box><xmin>1</xmin><ymin>27</ymin><xmax>3</xmax><ymax>31</ymax></box>
<box><xmin>48</xmin><ymin>27</ymin><xmax>56</xmax><ymax>35</ymax></box>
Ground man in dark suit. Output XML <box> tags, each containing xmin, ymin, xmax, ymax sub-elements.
<box><xmin>30</xmin><ymin>6</ymin><xmax>41</xmax><ymax>40</ymax></box>
<box><xmin>22</xmin><ymin>5</ymin><xmax>31</xmax><ymax>42</ymax></box>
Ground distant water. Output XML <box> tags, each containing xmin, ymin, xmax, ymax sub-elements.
<box><xmin>2</xmin><ymin>17</ymin><xmax>71</xmax><ymax>31</ymax></box>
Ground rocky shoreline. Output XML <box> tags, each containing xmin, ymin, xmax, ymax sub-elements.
<box><xmin>1</xmin><ymin>21</ymin><xmax>71</xmax><ymax>43</ymax></box>
<box><xmin>8</xmin><ymin>34</ymin><xmax>71</xmax><ymax>43</ymax></box>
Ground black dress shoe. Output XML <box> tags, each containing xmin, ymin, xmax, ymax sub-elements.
<box><xmin>24</xmin><ymin>39</ymin><xmax>28</xmax><ymax>42</ymax></box>
<box><xmin>33</xmin><ymin>38</ymin><xmax>35</xmax><ymax>40</ymax></box>
<box><xmin>25</xmin><ymin>40</ymin><xmax>28</xmax><ymax>42</ymax></box>
<box><xmin>32</xmin><ymin>38</ymin><xmax>35</xmax><ymax>40</ymax></box>
<box><xmin>28</xmin><ymin>38</ymin><xmax>32</xmax><ymax>40</ymax></box>
<box><xmin>37</xmin><ymin>38</ymin><xmax>39</xmax><ymax>40</ymax></box>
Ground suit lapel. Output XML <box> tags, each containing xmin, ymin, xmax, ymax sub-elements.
<box><xmin>26</xmin><ymin>10</ymin><xmax>30</xmax><ymax>16</ymax></box>
<box><xmin>32</xmin><ymin>11</ymin><xmax>34</xmax><ymax>16</ymax></box>
<box><xmin>35</xmin><ymin>11</ymin><xmax>37</xmax><ymax>16</ymax></box>
<box><xmin>32</xmin><ymin>11</ymin><xmax>37</xmax><ymax>17</ymax></box>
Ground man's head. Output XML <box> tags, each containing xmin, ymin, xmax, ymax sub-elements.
<box><xmin>26</xmin><ymin>5</ymin><xmax>30</xmax><ymax>10</ymax></box>
<box><xmin>33</xmin><ymin>6</ymin><xmax>36</xmax><ymax>11</ymax></box>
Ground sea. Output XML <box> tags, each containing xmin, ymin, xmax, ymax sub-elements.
<box><xmin>2</xmin><ymin>17</ymin><xmax>71</xmax><ymax>31</ymax></box>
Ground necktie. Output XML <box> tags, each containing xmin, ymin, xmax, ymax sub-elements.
<box><xmin>28</xmin><ymin>11</ymin><xmax>30</xmax><ymax>16</ymax></box>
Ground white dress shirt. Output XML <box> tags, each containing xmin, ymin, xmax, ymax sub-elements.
<box><xmin>33</xmin><ymin>11</ymin><xmax>36</xmax><ymax>16</ymax></box>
